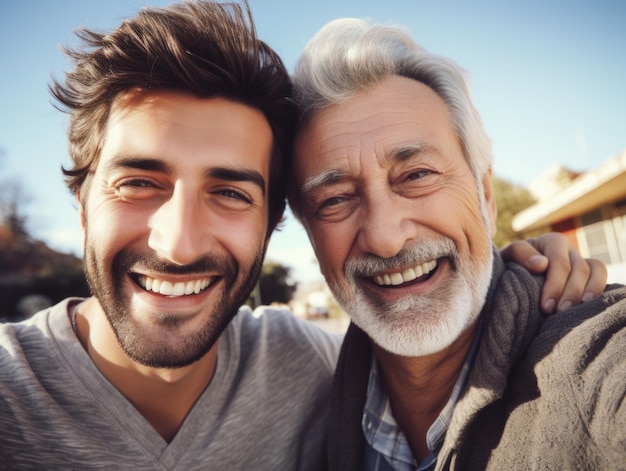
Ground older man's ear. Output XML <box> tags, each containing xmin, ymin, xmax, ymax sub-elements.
<box><xmin>482</xmin><ymin>168</ymin><xmax>498</xmax><ymax>237</ymax></box>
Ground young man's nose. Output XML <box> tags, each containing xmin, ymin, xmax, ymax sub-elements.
<box><xmin>147</xmin><ymin>186</ymin><xmax>209</xmax><ymax>265</ymax></box>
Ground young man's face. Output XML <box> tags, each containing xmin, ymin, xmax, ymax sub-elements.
<box><xmin>79</xmin><ymin>90</ymin><xmax>273</xmax><ymax>368</ymax></box>
<box><xmin>294</xmin><ymin>75</ymin><xmax>496</xmax><ymax>357</ymax></box>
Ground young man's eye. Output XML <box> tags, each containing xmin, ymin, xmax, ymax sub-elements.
<box><xmin>114</xmin><ymin>178</ymin><xmax>161</xmax><ymax>200</ymax></box>
<box><xmin>216</xmin><ymin>188</ymin><xmax>253</xmax><ymax>204</ymax></box>
<box><xmin>129</xmin><ymin>180</ymin><xmax>152</xmax><ymax>188</ymax></box>
<box><xmin>117</xmin><ymin>178</ymin><xmax>155</xmax><ymax>188</ymax></box>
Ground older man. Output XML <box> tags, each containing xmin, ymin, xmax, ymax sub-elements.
<box><xmin>289</xmin><ymin>19</ymin><xmax>625</xmax><ymax>470</ymax></box>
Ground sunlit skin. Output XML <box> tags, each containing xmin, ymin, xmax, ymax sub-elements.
<box><xmin>74</xmin><ymin>90</ymin><xmax>273</xmax><ymax>441</ymax></box>
<box><xmin>293</xmin><ymin>75</ymin><xmax>497</xmax><ymax>459</ymax></box>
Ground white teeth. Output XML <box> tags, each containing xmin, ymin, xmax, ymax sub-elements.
<box><xmin>390</xmin><ymin>273</ymin><xmax>404</xmax><ymax>285</ymax></box>
<box><xmin>138</xmin><ymin>275</ymin><xmax>212</xmax><ymax>296</ymax></box>
<box><xmin>171</xmin><ymin>282</ymin><xmax>186</xmax><ymax>296</ymax></box>
<box><xmin>160</xmin><ymin>281</ymin><xmax>173</xmax><ymax>296</ymax></box>
<box><xmin>184</xmin><ymin>281</ymin><xmax>195</xmax><ymax>295</ymax></box>
<box><xmin>194</xmin><ymin>279</ymin><xmax>203</xmax><ymax>294</ymax></box>
<box><xmin>373</xmin><ymin>260</ymin><xmax>438</xmax><ymax>286</ymax></box>
<box><xmin>401</xmin><ymin>267</ymin><xmax>416</xmax><ymax>281</ymax></box>
<box><xmin>152</xmin><ymin>279</ymin><xmax>162</xmax><ymax>293</ymax></box>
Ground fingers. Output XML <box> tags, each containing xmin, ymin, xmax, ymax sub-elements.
<box><xmin>500</xmin><ymin>239</ymin><xmax>549</xmax><ymax>274</ymax></box>
<box><xmin>499</xmin><ymin>233</ymin><xmax>608</xmax><ymax>314</ymax></box>
<box><xmin>581</xmin><ymin>258</ymin><xmax>608</xmax><ymax>301</ymax></box>
<box><xmin>540</xmin><ymin>248</ymin><xmax>590</xmax><ymax>314</ymax></box>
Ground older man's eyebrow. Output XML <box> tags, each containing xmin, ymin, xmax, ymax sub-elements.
<box><xmin>388</xmin><ymin>144</ymin><xmax>438</xmax><ymax>163</ymax></box>
<box><xmin>301</xmin><ymin>169</ymin><xmax>346</xmax><ymax>196</ymax></box>
<box><xmin>208</xmin><ymin>167</ymin><xmax>266</xmax><ymax>195</ymax></box>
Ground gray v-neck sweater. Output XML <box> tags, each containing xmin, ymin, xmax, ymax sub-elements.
<box><xmin>0</xmin><ymin>300</ymin><xmax>341</xmax><ymax>469</ymax></box>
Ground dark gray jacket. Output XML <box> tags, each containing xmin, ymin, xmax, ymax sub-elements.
<box><xmin>327</xmin><ymin>251</ymin><xmax>626</xmax><ymax>470</ymax></box>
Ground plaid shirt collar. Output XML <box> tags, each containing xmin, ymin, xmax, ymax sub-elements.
<box><xmin>361</xmin><ymin>318</ymin><xmax>484</xmax><ymax>471</ymax></box>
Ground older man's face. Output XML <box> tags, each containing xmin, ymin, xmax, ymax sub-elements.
<box><xmin>294</xmin><ymin>75</ymin><xmax>497</xmax><ymax>357</ymax></box>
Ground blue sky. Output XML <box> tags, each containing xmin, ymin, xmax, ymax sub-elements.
<box><xmin>1</xmin><ymin>0</ymin><xmax>625</xmax><ymax>282</ymax></box>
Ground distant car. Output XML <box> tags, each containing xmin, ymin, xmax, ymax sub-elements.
<box><xmin>306</xmin><ymin>306</ymin><xmax>329</xmax><ymax>319</ymax></box>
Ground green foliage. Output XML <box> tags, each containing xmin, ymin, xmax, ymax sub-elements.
<box><xmin>259</xmin><ymin>261</ymin><xmax>297</xmax><ymax>305</ymax></box>
<box><xmin>492</xmin><ymin>175</ymin><xmax>537</xmax><ymax>248</ymax></box>
<box><xmin>247</xmin><ymin>261</ymin><xmax>297</xmax><ymax>308</ymax></box>
<box><xmin>0</xmin><ymin>227</ymin><xmax>89</xmax><ymax>320</ymax></box>
<box><xmin>0</xmin><ymin>169</ymin><xmax>89</xmax><ymax>320</ymax></box>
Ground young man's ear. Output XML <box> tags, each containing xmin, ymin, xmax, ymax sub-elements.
<box><xmin>482</xmin><ymin>168</ymin><xmax>498</xmax><ymax>237</ymax></box>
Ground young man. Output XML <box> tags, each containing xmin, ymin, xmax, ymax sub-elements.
<box><xmin>0</xmin><ymin>1</ymin><xmax>608</xmax><ymax>468</ymax></box>
<box><xmin>289</xmin><ymin>18</ymin><xmax>625</xmax><ymax>470</ymax></box>
<box><xmin>0</xmin><ymin>2</ymin><xmax>339</xmax><ymax>468</ymax></box>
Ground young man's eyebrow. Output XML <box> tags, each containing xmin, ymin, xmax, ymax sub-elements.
<box><xmin>208</xmin><ymin>167</ymin><xmax>266</xmax><ymax>195</ymax></box>
<box><xmin>103</xmin><ymin>156</ymin><xmax>171</xmax><ymax>174</ymax></box>
<box><xmin>101</xmin><ymin>158</ymin><xmax>266</xmax><ymax>194</ymax></box>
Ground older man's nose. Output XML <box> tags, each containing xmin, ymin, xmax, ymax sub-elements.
<box><xmin>357</xmin><ymin>194</ymin><xmax>416</xmax><ymax>259</ymax></box>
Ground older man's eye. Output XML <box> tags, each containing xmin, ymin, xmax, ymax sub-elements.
<box><xmin>312</xmin><ymin>195</ymin><xmax>357</xmax><ymax>222</ymax></box>
<box><xmin>407</xmin><ymin>169</ymin><xmax>433</xmax><ymax>180</ymax></box>
<box><xmin>319</xmin><ymin>196</ymin><xmax>345</xmax><ymax>209</ymax></box>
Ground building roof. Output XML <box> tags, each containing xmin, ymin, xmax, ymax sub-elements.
<box><xmin>512</xmin><ymin>149</ymin><xmax>626</xmax><ymax>232</ymax></box>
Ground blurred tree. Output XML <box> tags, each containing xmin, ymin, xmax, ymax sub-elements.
<box><xmin>1</xmin><ymin>152</ymin><xmax>28</xmax><ymax>232</ymax></box>
<box><xmin>0</xmin><ymin>179</ymin><xmax>31</xmax><ymax>237</ymax></box>
<box><xmin>0</xmin><ymin>153</ymin><xmax>34</xmax><ymax>272</ymax></box>
<box><xmin>492</xmin><ymin>175</ymin><xmax>537</xmax><ymax>248</ymax></box>
<box><xmin>0</xmin><ymin>152</ymin><xmax>89</xmax><ymax>320</ymax></box>
<box><xmin>247</xmin><ymin>261</ymin><xmax>297</xmax><ymax>308</ymax></box>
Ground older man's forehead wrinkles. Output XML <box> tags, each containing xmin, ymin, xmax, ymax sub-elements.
<box><xmin>302</xmin><ymin>169</ymin><xmax>346</xmax><ymax>195</ymax></box>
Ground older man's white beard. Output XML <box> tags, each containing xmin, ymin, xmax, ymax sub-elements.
<box><xmin>332</xmin><ymin>238</ymin><xmax>493</xmax><ymax>357</ymax></box>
